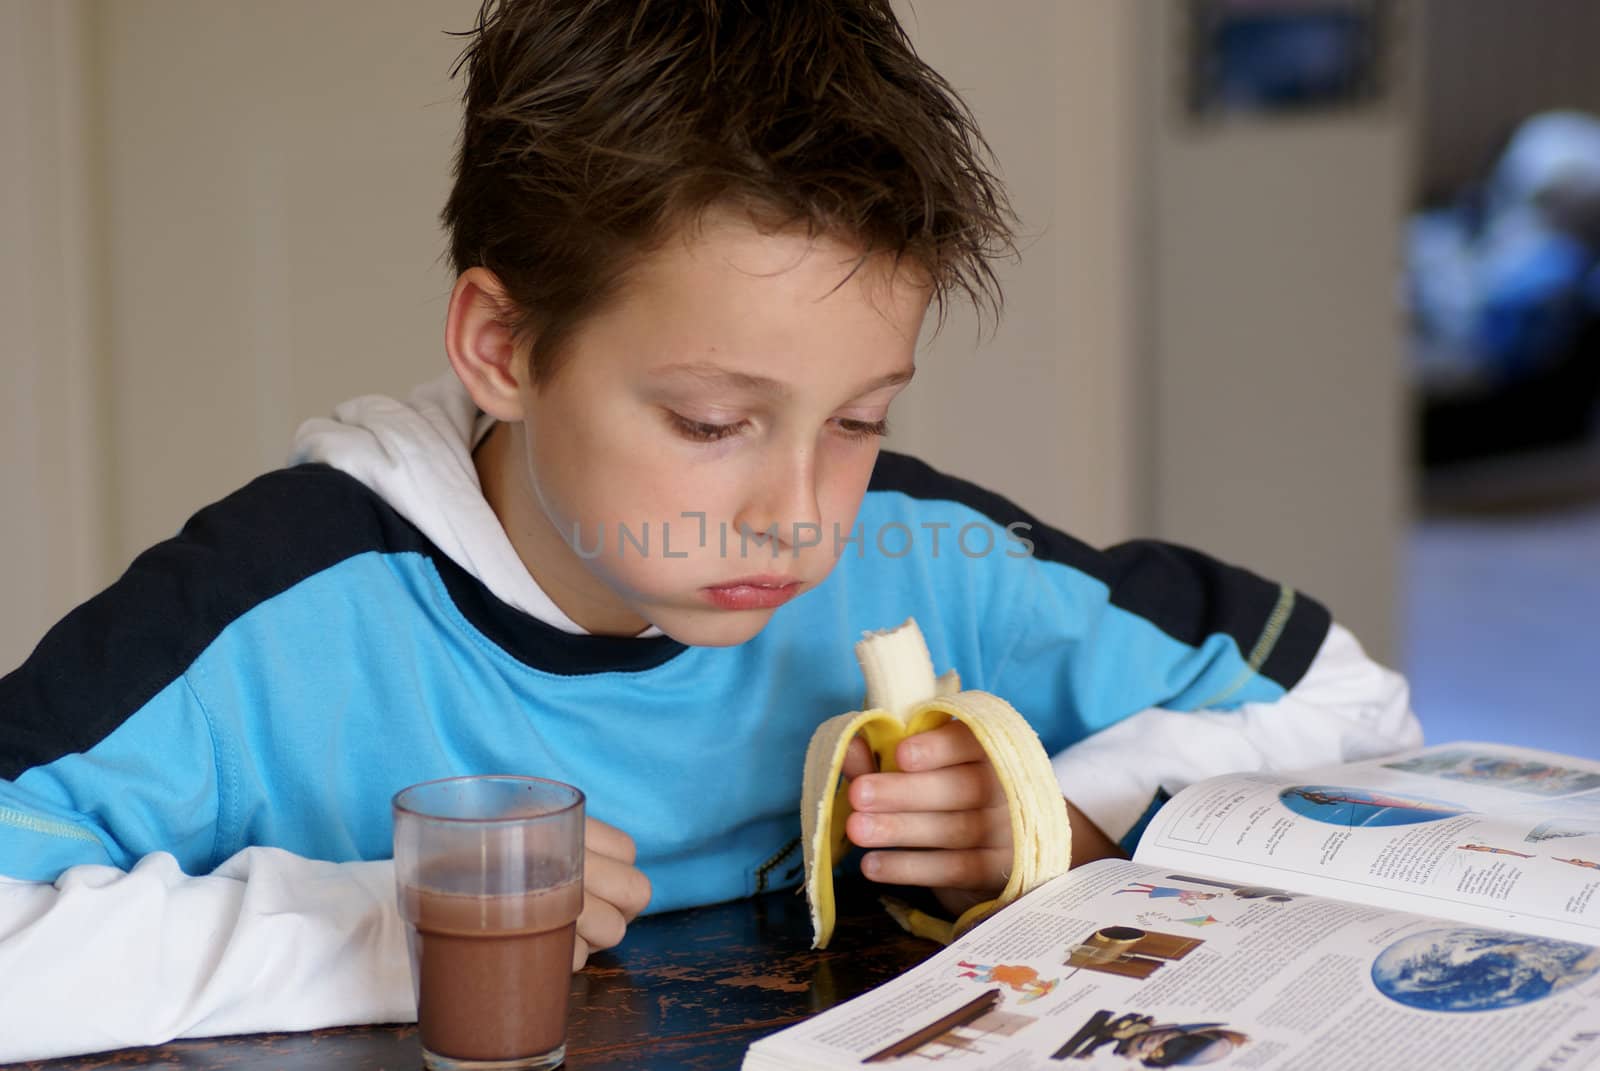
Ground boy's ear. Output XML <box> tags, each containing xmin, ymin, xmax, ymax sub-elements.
<box><xmin>444</xmin><ymin>267</ymin><xmax>528</xmax><ymax>422</ymax></box>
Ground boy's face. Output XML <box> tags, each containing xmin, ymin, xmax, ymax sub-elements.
<box><xmin>478</xmin><ymin>207</ymin><xmax>931</xmax><ymax>647</ymax></box>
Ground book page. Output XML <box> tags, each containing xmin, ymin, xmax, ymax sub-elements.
<box><xmin>1133</xmin><ymin>742</ymin><xmax>1600</xmax><ymax>943</ymax></box>
<box><xmin>744</xmin><ymin>858</ymin><xmax>1600</xmax><ymax>1071</ymax></box>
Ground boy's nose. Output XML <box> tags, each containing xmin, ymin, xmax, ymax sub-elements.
<box><xmin>733</xmin><ymin>450</ymin><xmax>823</xmax><ymax>552</ymax></box>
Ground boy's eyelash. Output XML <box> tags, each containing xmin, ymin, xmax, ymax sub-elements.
<box><xmin>667</xmin><ymin>414</ymin><xmax>889</xmax><ymax>443</ymax></box>
<box><xmin>838</xmin><ymin>418</ymin><xmax>890</xmax><ymax>440</ymax></box>
<box><xmin>670</xmin><ymin>414</ymin><xmax>747</xmax><ymax>442</ymax></box>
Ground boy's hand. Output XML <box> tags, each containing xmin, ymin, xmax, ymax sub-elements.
<box><xmin>842</xmin><ymin>721</ymin><xmax>1012</xmax><ymax>917</ymax></box>
<box><xmin>841</xmin><ymin>722</ymin><xmax>1127</xmax><ymax>917</ymax></box>
<box><xmin>575</xmin><ymin>817</ymin><xmax>652</xmax><ymax>970</ymax></box>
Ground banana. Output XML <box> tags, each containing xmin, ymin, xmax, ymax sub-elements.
<box><xmin>800</xmin><ymin>617</ymin><xmax>1074</xmax><ymax>949</ymax></box>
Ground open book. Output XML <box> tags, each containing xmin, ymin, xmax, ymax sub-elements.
<box><xmin>744</xmin><ymin>742</ymin><xmax>1600</xmax><ymax>1070</ymax></box>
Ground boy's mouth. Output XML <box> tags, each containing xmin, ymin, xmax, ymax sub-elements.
<box><xmin>701</xmin><ymin>575</ymin><xmax>802</xmax><ymax>610</ymax></box>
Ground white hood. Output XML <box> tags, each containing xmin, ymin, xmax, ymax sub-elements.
<box><xmin>288</xmin><ymin>371</ymin><xmax>662</xmax><ymax>639</ymax></box>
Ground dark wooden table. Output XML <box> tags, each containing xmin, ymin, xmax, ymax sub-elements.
<box><xmin>18</xmin><ymin>878</ymin><xmax>939</xmax><ymax>1070</ymax></box>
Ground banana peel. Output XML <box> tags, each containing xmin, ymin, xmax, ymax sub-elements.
<box><xmin>800</xmin><ymin>617</ymin><xmax>1073</xmax><ymax>948</ymax></box>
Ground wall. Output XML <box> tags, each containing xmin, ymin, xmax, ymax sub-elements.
<box><xmin>0</xmin><ymin>0</ymin><xmax>105</xmax><ymax>669</ymax></box>
<box><xmin>1142</xmin><ymin>1</ymin><xmax>1418</xmax><ymax>660</ymax></box>
<box><xmin>888</xmin><ymin>0</ymin><xmax>1145</xmax><ymax>550</ymax></box>
<box><xmin>96</xmin><ymin>0</ymin><xmax>466</xmax><ymax>561</ymax></box>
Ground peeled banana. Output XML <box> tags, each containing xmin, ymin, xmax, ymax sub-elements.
<box><xmin>800</xmin><ymin>617</ymin><xmax>1074</xmax><ymax>949</ymax></box>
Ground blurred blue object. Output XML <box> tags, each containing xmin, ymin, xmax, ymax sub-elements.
<box><xmin>1475</xmin><ymin>218</ymin><xmax>1590</xmax><ymax>381</ymax></box>
<box><xmin>1409</xmin><ymin>111</ymin><xmax>1600</xmax><ymax>463</ymax></box>
<box><xmin>1483</xmin><ymin>111</ymin><xmax>1600</xmax><ymax>225</ymax></box>
<box><xmin>1409</xmin><ymin>112</ymin><xmax>1600</xmax><ymax>387</ymax></box>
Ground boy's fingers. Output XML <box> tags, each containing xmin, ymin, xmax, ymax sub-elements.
<box><xmin>896</xmin><ymin>721</ymin><xmax>985</xmax><ymax>771</ymax></box>
<box><xmin>572</xmin><ymin>934</ymin><xmax>591</xmax><ymax>972</ymax></box>
<box><xmin>584</xmin><ymin>851</ymin><xmax>652</xmax><ymax>921</ymax></box>
<box><xmin>848</xmin><ymin>764</ymin><xmax>1003</xmax><ymax>813</ymax></box>
<box><xmin>860</xmin><ymin>846</ymin><xmax>1012</xmax><ymax>893</ymax></box>
<box><xmin>577</xmin><ymin>889</ymin><xmax>629</xmax><ymax>953</ymax></box>
<box><xmin>841</xmin><ymin>735</ymin><xmax>874</xmax><ymax>781</ymax></box>
<box><xmin>585</xmin><ymin>817</ymin><xmax>638</xmax><ymax>865</ymax></box>
<box><xmin>846</xmin><ymin>806</ymin><xmax>1009</xmax><ymax>851</ymax></box>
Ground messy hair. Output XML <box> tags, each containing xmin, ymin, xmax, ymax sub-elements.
<box><xmin>441</xmin><ymin>0</ymin><xmax>1022</xmax><ymax>385</ymax></box>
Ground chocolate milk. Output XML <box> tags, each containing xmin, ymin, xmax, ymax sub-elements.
<box><xmin>401</xmin><ymin>871</ymin><xmax>583</xmax><ymax>1062</ymax></box>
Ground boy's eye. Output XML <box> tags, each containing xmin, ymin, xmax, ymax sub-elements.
<box><xmin>666</xmin><ymin>412</ymin><xmax>890</xmax><ymax>443</ymax></box>
<box><xmin>669</xmin><ymin>413</ymin><xmax>747</xmax><ymax>442</ymax></box>
<box><xmin>835</xmin><ymin>417</ymin><xmax>890</xmax><ymax>440</ymax></box>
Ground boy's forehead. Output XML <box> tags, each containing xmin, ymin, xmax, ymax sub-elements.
<box><xmin>640</xmin><ymin>203</ymin><xmax>927</xmax><ymax>294</ymax></box>
<box><xmin>642</xmin><ymin>361</ymin><xmax>916</xmax><ymax>399</ymax></box>
<box><xmin>653</xmin><ymin>208</ymin><xmax>874</xmax><ymax>286</ymax></box>
<box><xmin>563</xmin><ymin>205</ymin><xmax>932</xmax><ymax>388</ymax></box>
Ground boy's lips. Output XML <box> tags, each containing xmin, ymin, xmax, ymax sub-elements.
<box><xmin>701</xmin><ymin>575</ymin><xmax>803</xmax><ymax>610</ymax></box>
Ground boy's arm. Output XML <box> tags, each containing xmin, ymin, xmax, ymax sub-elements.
<box><xmin>0</xmin><ymin>673</ymin><xmax>221</xmax><ymax>881</ymax></box>
<box><xmin>841</xmin><ymin>528</ymin><xmax>1417</xmax><ymax>899</ymax></box>
<box><xmin>1047</xmin><ymin>619</ymin><xmax>1420</xmax><ymax>853</ymax></box>
<box><xmin>1</xmin><ymin>590</ymin><xmax>408</xmax><ymax>1061</ymax></box>
<box><xmin>0</xmin><ymin>848</ymin><xmax>413</xmax><ymax>1063</ymax></box>
<box><xmin>0</xmin><ymin>472</ymin><xmax>412</xmax><ymax>1061</ymax></box>
<box><xmin>0</xmin><ymin>817</ymin><xmax>650</xmax><ymax>1063</ymax></box>
<box><xmin>981</xmin><ymin>534</ymin><xmax>1420</xmax><ymax>854</ymax></box>
<box><xmin>1</xmin><ymin>557</ymin><xmax>232</xmax><ymax>880</ymax></box>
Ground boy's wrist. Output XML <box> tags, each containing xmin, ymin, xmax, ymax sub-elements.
<box><xmin>1065</xmin><ymin>796</ymin><xmax>1127</xmax><ymax>866</ymax></box>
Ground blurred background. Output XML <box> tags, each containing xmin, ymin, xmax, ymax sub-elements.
<box><xmin>2</xmin><ymin>0</ymin><xmax>1595</xmax><ymax>754</ymax></box>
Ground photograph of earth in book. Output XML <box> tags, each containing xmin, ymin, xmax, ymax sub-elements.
<box><xmin>1371</xmin><ymin>927</ymin><xmax>1600</xmax><ymax>1012</ymax></box>
<box><xmin>1279</xmin><ymin>785</ymin><xmax>1469</xmax><ymax>827</ymax></box>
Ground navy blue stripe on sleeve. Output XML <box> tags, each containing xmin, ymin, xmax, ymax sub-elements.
<box><xmin>0</xmin><ymin>464</ymin><xmax>687</xmax><ymax>780</ymax></box>
<box><xmin>867</xmin><ymin>450</ymin><xmax>1331</xmax><ymax>692</ymax></box>
<box><xmin>0</xmin><ymin>466</ymin><xmax>420</xmax><ymax>780</ymax></box>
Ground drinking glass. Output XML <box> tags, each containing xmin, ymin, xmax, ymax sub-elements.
<box><xmin>393</xmin><ymin>775</ymin><xmax>585</xmax><ymax>1071</ymax></box>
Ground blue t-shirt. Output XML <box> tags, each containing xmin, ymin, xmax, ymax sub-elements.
<box><xmin>0</xmin><ymin>451</ymin><xmax>1328</xmax><ymax>912</ymax></box>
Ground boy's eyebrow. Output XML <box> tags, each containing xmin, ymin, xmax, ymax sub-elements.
<box><xmin>649</xmin><ymin>362</ymin><xmax>915</xmax><ymax>398</ymax></box>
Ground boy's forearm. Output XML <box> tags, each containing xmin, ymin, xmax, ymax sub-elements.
<box><xmin>1066</xmin><ymin>796</ymin><xmax>1126</xmax><ymax>866</ymax></box>
<box><xmin>0</xmin><ymin>848</ymin><xmax>411</xmax><ymax>1063</ymax></box>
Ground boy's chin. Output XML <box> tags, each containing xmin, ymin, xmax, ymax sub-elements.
<box><xmin>646</xmin><ymin>605</ymin><xmax>780</xmax><ymax>648</ymax></box>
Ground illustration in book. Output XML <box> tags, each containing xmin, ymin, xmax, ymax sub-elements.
<box><xmin>1527</xmin><ymin>820</ymin><xmax>1600</xmax><ymax>843</ymax></box>
<box><xmin>1279</xmin><ymin>785</ymin><xmax>1469</xmax><ymax>827</ymax></box>
<box><xmin>1114</xmin><ymin>882</ymin><xmax>1222</xmax><ymax>907</ymax></box>
<box><xmin>1371</xmin><ymin>926</ymin><xmax>1600</xmax><ymax>1012</ymax></box>
<box><xmin>1384</xmin><ymin>750</ymin><xmax>1600</xmax><ymax>798</ymax></box>
<box><xmin>1063</xmin><ymin>926</ymin><xmax>1204</xmax><ymax>981</ymax></box>
<box><xmin>955</xmin><ymin>961</ymin><xmax>1057</xmax><ymax>1003</ymax></box>
<box><xmin>1052</xmin><ymin>1009</ymin><xmax>1250</xmax><ymax>1066</ymax></box>
<box><xmin>1164</xmin><ymin>875</ymin><xmax>1297</xmax><ymax>902</ymax></box>
<box><xmin>1177</xmin><ymin>915</ymin><xmax>1220</xmax><ymax>928</ymax></box>
<box><xmin>1458</xmin><ymin>843</ymin><xmax>1535</xmax><ymax>858</ymax></box>
<box><xmin>862</xmin><ymin>989</ymin><xmax>1037</xmax><ymax>1063</ymax></box>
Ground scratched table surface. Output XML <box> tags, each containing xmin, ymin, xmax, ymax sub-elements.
<box><xmin>19</xmin><ymin>876</ymin><xmax>939</xmax><ymax>1071</ymax></box>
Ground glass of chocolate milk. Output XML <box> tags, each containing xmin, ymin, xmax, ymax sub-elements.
<box><xmin>393</xmin><ymin>775</ymin><xmax>585</xmax><ymax>1071</ymax></box>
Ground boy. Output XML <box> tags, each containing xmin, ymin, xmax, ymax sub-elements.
<box><xmin>0</xmin><ymin>0</ymin><xmax>1419</xmax><ymax>1060</ymax></box>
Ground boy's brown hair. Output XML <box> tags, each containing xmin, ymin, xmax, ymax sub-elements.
<box><xmin>441</xmin><ymin>0</ymin><xmax>1021</xmax><ymax>385</ymax></box>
